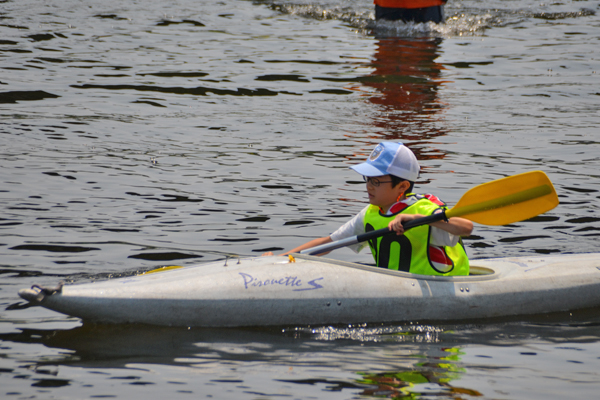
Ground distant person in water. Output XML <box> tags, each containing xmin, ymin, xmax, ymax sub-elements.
<box><xmin>375</xmin><ymin>0</ymin><xmax>446</xmax><ymax>24</ymax></box>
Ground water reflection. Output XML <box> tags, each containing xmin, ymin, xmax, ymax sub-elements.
<box><xmin>2</xmin><ymin>316</ymin><xmax>600</xmax><ymax>396</ymax></box>
<box><xmin>356</xmin><ymin>347</ymin><xmax>482</xmax><ymax>398</ymax></box>
<box><xmin>366</xmin><ymin>37</ymin><xmax>446</xmax><ymax>147</ymax></box>
<box><xmin>0</xmin><ymin>322</ymin><xmax>479</xmax><ymax>397</ymax></box>
<box><xmin>0</xmin><ymin>324</ymin><xmax>292</xmax><ymax>366</ymax></box>
<box><xmin>346</xmin><ymin>36</ymin><xmax>448</xmax><ymax>168</ymax></box>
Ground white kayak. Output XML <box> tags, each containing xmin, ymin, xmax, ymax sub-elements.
<box><xmin>18</xmin><ymin>253</ymin><xmax>600</xmax><ymax>327</ymax></box>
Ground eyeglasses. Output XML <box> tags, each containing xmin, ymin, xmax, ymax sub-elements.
<box><xmin>363</xmin><ymin>176</ymin><xmax>393</xmax><ymax>187</ymax></box>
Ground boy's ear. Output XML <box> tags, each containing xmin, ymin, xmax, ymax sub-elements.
<box><xmin>399</xmin><ymin>180</ymin><xmax>411</xmax><ymax>193</ymax></box>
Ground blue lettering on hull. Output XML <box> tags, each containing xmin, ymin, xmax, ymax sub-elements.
<box><xmin>239</xmin><ymin>272</ymin><xmax>324</xmax><ymax>291</ymax></box>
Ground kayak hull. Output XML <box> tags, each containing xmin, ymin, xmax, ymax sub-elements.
<box><xmin>18</xmin><ymin>253</ymin><xmax>600</xmax><ymax>327</ymax></box>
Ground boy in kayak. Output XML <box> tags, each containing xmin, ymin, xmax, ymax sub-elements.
<box><xmin>268</xmin><ymin>141</ymin><xmax>472</xmax><ymax>276</ymax></box>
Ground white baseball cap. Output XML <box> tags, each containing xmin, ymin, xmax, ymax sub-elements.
<box><xmin>350</xmin><ymin>142</ymin><xmax>420</xmax><ymax>182</ymax></box>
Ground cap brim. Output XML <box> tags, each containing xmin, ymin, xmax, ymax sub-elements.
<box><xmin>350</xmin><ymin>162</ymin><xmax>386</xmax><ymax>177</ymax></box>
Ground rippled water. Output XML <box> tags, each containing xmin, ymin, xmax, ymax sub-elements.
<box><xmin>2</xmin><ymin>0</ymin><xmax>600</xmax><ymax>398</ymax></box>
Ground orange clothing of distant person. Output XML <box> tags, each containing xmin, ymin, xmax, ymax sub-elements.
<box><xmin>374</xmin><ymin>0</ymin><xmax>445</xmax><ymax>9</ymax></box>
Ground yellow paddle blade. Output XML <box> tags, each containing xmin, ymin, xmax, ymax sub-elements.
<box><xmin>447</xmin><ymin>171</ymin><xmax>558</xmax><ymax>225</ymax></box>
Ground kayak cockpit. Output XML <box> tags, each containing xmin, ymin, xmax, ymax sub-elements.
<box><xmin>292</xmin><ymin>254</ymin><xmax>498</xmax><ymax>282</ymax></box>
<box><xmin>469</xmin><ymin>266</ymin><xmax>495</xmax><ymax>276</ymax></box>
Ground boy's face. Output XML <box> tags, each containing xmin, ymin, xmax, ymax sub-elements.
<box><xmin>365</xmin><ymin>174</ymin><xmax>405</xmax><ymax>213</ymax></box>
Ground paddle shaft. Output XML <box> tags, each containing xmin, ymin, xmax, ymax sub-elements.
<box><xmin>300</xmin><ymin>212</ymin><xmax>445</xmax><ymax>255</ymax></box>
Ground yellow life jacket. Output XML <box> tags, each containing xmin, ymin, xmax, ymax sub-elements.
<box><xmin>363</xmin><ymin>194</ymin><xmax>469</xmax><ymax>276</ymax></box>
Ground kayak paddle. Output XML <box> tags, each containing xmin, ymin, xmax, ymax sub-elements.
<box><xmin>300</xmin><ymin>170</ymin><xmax>558</xmax><ymax>256</ymax></box>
